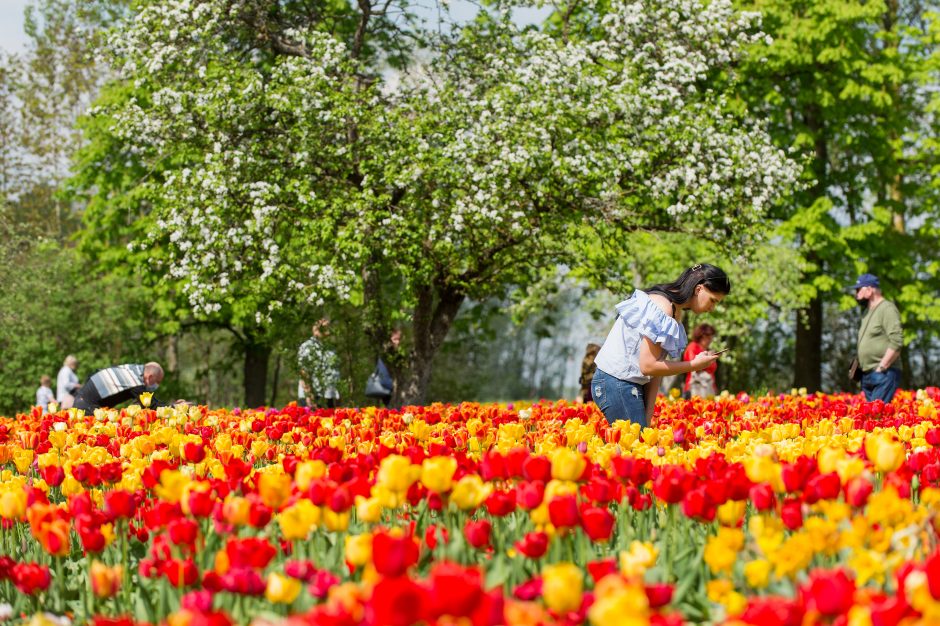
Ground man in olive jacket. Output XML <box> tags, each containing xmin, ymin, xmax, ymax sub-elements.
<box><xmin>852</xmin><ymin>274</ymin><xmax>903</xmax><ymax>403</ymax></box>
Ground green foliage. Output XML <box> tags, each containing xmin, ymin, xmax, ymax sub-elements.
<box><xmin>0</xmin><ymin>215</ymin><xmax>153</xmax><ymax>415</ymax></box>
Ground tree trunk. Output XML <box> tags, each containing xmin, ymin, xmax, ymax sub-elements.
<box><xmin>243</xmin><ymin>341</ymin><xmax>271</xmax><ymax>408</ymax></box>
<box><xmin>269</xmin><ymin>353</ymin><xmax>281</xmax><ymax>407</ymax></box>
<box><xmin>396</xmin><ymin>285</ymin><xmax>465</xmax><ymax>406</ymax></box>
<box><xmin>794</xmin><ymin>296</ymin><xmax>822</xmax><ymax>392</ymax></box>
<box><xmin>165</xmin><ymin>335</ymin><xmax>179</xmax><ymax>373</ymax></box>
<box><xmin>794</xmin><ymin>103</ymin><xmax>828</xmax><ymax>393</ymax></box>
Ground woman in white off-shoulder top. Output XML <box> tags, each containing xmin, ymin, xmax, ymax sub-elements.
<box><xmin>592</xmin><ymin>264</ymin><xmax>731</xmax><ymax>427</ymax></box>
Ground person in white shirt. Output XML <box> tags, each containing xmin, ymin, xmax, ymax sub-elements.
<box><xmin>297</xmin><ymin>319</ymin><xmax>341</xmax><ymax>408</ymax></box>
<box><xmin>36</xmin><ymin>375</ymin><xmax>55</xmax><ymax>414</ymax></box>
<box><xmin>56</xmin><ymin>355</ymin><xmax>81</xmax><ymax>409</ymax></box>
<box><xmin>592</xmin><ymin>264</ymin><xmax>730</xmax><ymax>427</ymax></box>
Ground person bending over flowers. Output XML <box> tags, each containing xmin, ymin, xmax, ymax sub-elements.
<box><xmin>592</xmin><ymin>264</ymin><xmax>730</xmax><ymax>427</ymax></box>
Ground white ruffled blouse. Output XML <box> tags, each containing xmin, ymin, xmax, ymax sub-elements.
<box><xmin>594</xmin><ymin>290</ymin><xmax>688</xmax><ymax>385</ymax></box>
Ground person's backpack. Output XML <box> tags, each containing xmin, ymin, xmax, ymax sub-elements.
<box><xmin>364</xmin><ymin>359</ymin><xmax>393</xmax><ymax>398</ymax></box>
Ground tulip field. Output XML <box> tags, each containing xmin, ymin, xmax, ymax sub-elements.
<box><xmin>3</xmin><ymin>390</ymin><xmax>940</xmax><ymax>626</ymax></box>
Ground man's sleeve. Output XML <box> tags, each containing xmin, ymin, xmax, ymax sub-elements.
<box><xmin>885</xmin><ymin>303</ymin><xmax>904</xmax><ymax>350</ymax></box>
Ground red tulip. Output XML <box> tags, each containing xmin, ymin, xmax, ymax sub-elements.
<box><xmin>484</xmin><ymin>490</ymin><xmax>517</xmax><ymax>517</ymax></box>
<box><xmin>464</xmin><ymin>519</ymin><xmax>492</xmax><ymax>549</ymax></box>
<box><xmin>11</xmin><ymin>562</ymin><xmax>51</xmax><ymax>595</ymax></box>
<box><xmin>329</xmin><ymin>485</ymin><xmax>352</xmax><ymax>513</ymax></box>
<box><xmin>516</xmin><ymin>480</ymin><xmax>545</xmax><ymax>510</ymax></box>
<box><xmin>586</xmin><ymin>558</ymin><xmax>618</xmax><ymax>583</ymax></box>
<box><xmin>645</xmin><ymin>583</ymin><xmax>674</xmax><ymax>608</ymax></box>
<box><xmin>804</xmin><ymin>472</ymin><xmax>840</xmax><ymax>504</ymax></box>
<box><xmin>226</xmin><ymin>537</ymin><xmax>276</xmax><ymax>569</ymax></box>
<box><xmin>187</xmin><ymin>489</ymin><xmax>216</xmax><ymax>518</ymax></box>
<box><xmin>162</xmin><ymin>558</ymin><xmax>199</xmax><ymax>588</ymax></box>
<box><xmin>801</xmin><ymin>569</ymin><xmax>855</xmax><ymax>616</ymax></box>
<box><xmin>843</xmin><ymin>477</ymin><xmax>873</xmax><ymax>508</ymax></box>
<box><xmin>513</xmin><ymin>576</ymin><xmax>543</xmax><ymax>600</ymax></box>
<box><xmin>168</xmin><ymin>518</ymin><xmax>200</xmax><ymax>546</ymax></box>
<box><xmin>522</xmin><ymin>456</ymin><xmax>552</xmax><ymax>482</ymax></box>
<box><xmin>780</xmin><ymin>498</ymin><xmax>803</xmax><ymax>530</ymax></box>
<box><xmin>926</xmin><ymin>550</ymin><xmax>940</xmax><ymax>600</ymax></box>
<box><xmin>182</xmin><ymin>441</ymin><xmax>206</xmax><ymax>464</ymax></box>
<box><xmin>368</xmin><ymin>575</ymin><xmax>429</xmax><ymax>626</ymax></box>
<box><xmin>581</xmin><ymin>506</ymin><xmax>615</xmax><ymax>542</ymax></box>
<box><xmin>480</xmin><ymin>451</ymin><xmax>507</xmax><ymax>481</ymax></box>
<box><xmin>77</xmin><ymin>522</ymin><xmax>106</xmax><ymax>553</ymax></box>
<box><xmin>427</xmin><ymin>562</ymin><xmax>484</xmax><ymax>619</ymax></box>
<box><xmin>40</xmin><ymin>465</ymin><xmax>65</xmax><ymax>488</ymax></box>
<box><xmin>749</xmin><ymin>484</ymin><xmax>776</xmax><ymax>512</ymax></box>
<box><xmin>104</xmin><ymin>490</ymin><xmax>137</xmax><ymax>519</ymax></box>
<box><xmin>681</xmin><ymin>486</ymin><xmax>716</xmax><ymax>522</ymax></box>
<box><xmin>926</xmin><ymin>428</ymin><xmax>940</xmax><ymax>446</ymax></box>
<box><xmin>372</xmin><ymin>530</ymin><xmax>420</xmax><ymax>577</ymax></box>
<box><xmin>308</xmin><ymin>569</ymin><xmax>340</xmax><ymax>599</ymax></box>
<box><xmin>548</xmin><ymin>494</ymin><xmax>580</xmax><ymax>528</ymax></box>
<box><xmin>652</xmin><ymin>466</ymin><xmax>692</xmax><ymax>504</ymax></box>
<box><xmin>220</xmin><ymin>567</ymin><xmax>265</xmax><ymax>595</ymax></box>
<box><xmin>781</xmin><ymin>457</ymin><xmax>817</xmax><ymax>493</ymax></box>
<box><xmin>737</xmin><ymin>596</ymin><xmax>803</xmax><ymax>626</ymax></box>
<box><xmin>283</xmin><ymin>560</ymin><xmax>318</xmax><ymax>582</ymax></box>
<box><xmin>424</xmin><ymin>524</ymin><xmax>449</xmax><ymax>551</ymax></box>
<box><xmin>515</xmin><ymin>531</ymin><xmax>549</xmax><ymax>559</ymax></box>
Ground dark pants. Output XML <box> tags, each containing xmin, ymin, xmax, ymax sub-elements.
<box><xmin>861</xmin><ymin>368</ymin><xmax>901</xmax><ymax>403</ymax></box>
<box><xmin>591</xmin><ymin>368</ymin><xmax>647</xmax><ymax>427</ymax></box>
<box><xmin>299</xmin><ymin>397</ymin><xmax>337</xmax><ymax>409</ymax></box>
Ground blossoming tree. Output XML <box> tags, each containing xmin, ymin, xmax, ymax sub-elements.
<box><xmin>92</xmin><ymin>0</ymin><xmax>799</xmax><ymax>404</ymax></box>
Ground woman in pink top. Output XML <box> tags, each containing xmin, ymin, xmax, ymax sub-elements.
<box><xmin>684</xmin><ymin>323</ymin><xmax>718</xmax><ymax>397</ymax></box>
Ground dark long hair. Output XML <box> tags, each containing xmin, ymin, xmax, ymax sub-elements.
<box><xmin>646</xmin><ymin>264</ymin><xmax>731</xmax><ymax>305</ymax></box>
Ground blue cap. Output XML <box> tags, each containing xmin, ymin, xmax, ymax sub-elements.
<box><xmin>851</xmin><ymin>273</ymin><xmax>880</xmax><ymax>290</ymax></box>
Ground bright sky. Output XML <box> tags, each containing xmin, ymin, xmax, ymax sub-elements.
<box><xmin>0</xmin><ymin>0</ymin><xmax>549</xmax><ymax>55</ymax></box>
<box><xmin>0</xmin><ymin>0</ymin><xmax>30</xmax><ymax>54</ymax></box>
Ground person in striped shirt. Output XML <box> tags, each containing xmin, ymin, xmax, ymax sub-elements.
<box><xmin>73</xmin><ymin>362</ymin><xmax>165</xmax><ymax>411</ymax></box>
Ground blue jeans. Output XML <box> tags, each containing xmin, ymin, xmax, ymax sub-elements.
<box><xmin>592</xmin><ymin>368</ymin><xmax>647</xmax><ymax>427</ymax></box>
<box><xmin>861</xmin><ymin>368</ymin><xmax>901</xmax><ymax>403</ymax></box>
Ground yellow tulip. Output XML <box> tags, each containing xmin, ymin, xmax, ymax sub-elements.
<box><xmin>743</xmin><ymin>559</ymin><xmax>772</xmax><ymax>588</ymax></box>
<box><xmin>376</xmin><ymin>455</ymin><xmax>419</xmax><ymax>493</ymax></box>
<box><xmin>542</xmin><ymin>562</ymin><xmax>583</xmax><ymax>614</ymax></box>
<box><xmin>322</xmin><ymin>508</ymin><xmax>350</xmax><ymax>532</ymax></box>
<box><xmin>250</xmin><ymin>439</ymin><xmax>270</xmax><ymax>459</ymax></box>
<box><xmin>90</xmin><ymin>560</ymin><xmax>122</xmax><ymax>598</ymax></box>
<box><xmin>345</xmin><ymin>533</ymin><xmax>373</xmax><ymax>567</ymax></box>
<box><xmin>258</xmin><ymin>471</ymin><xmax>292</xmax><ymax>509</ymax></box>
<box><xmin>222</xmin><ymin>496</ymin><xmax>251</xmax><ymax>526</ymax></box>
<box><xmin>450</xmin><ymin>475</ymin><xmax>490</xmax><ymax>511</ymax></box>
<box><xmin>865</xmin><ymin>433</ymin><xmax>905</xmax><ymax>473</ymax></box>
<box><xmin>265</xmin><ymin>573</ymin><xmax>301</xmax><ymax>604</ymax></box>
<box><xmin>0</xmin><ymin>490</ymin><xmax>26</xmax><ymax>519</ymax></box>
<box><xmin>420</xmin><ymin>456</ymin><xmax>458</xmax><ymax>493</ymax></box>
<box><xmin>550</xmin><ymin>448</ymin><xmax>586</xmax><ymax>482</ymax></box>
<box><xmin>278</xmin><ymin>500</ymin><xmax>320</xmax><ymax>540</ymax></box>
<box><xmin>13</xmin><ymin>449</ymin><xmax>34</xmax><ymax>474</ymax></box>
<box><xmin>588</xmin><ymin>578</ymin><xmax>649</xmax><ymax>626</ymax></box>
<box><xmin>154</xmin><ymin>469</ymin><xmax>189</xmax><ymax>504</ymax></box>
<box><xmin>716</xmin><ymin>500</ymin><xmax>746</xmax><ymax>527</ymax></box>
<box><xmin>295</xmin><ymin>460</ymin><xmax>327</xmax><ymax>491</ymax></box>
<box><xmin>619</xmin><ymin>541</ymin><xmax>658</xmax><ymax>579</ymax></box>
<box><xmin>355</xmin><ymin>495</ymin><xmax>383</xmax><ymax>524</ymax></box>
<box><xmin>817</xmin><ymin>446</ymin><xmax>846</xmax><ymax>474</ymax></box>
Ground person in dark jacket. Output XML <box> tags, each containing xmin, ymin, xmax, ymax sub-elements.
<box><xmin>577</xmin><ymin>343</ymin><xmax>601</xmax><ymax>403</ymax></box>
<box><xmin>73</xmin><ymin>362</ymin><xmax>165</xmax><ymax>411</ymax></box>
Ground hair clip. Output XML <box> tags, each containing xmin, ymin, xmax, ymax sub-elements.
<box><xmin>691</xmin><ymin>264</ymin><xmax>703</xmax><ymax>272</ymax></box>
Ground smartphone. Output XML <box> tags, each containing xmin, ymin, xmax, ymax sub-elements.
<box><xmin>712</xmin><ymin>348</ymin><xmax>731</xmax><ymax>356</ymax></box>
